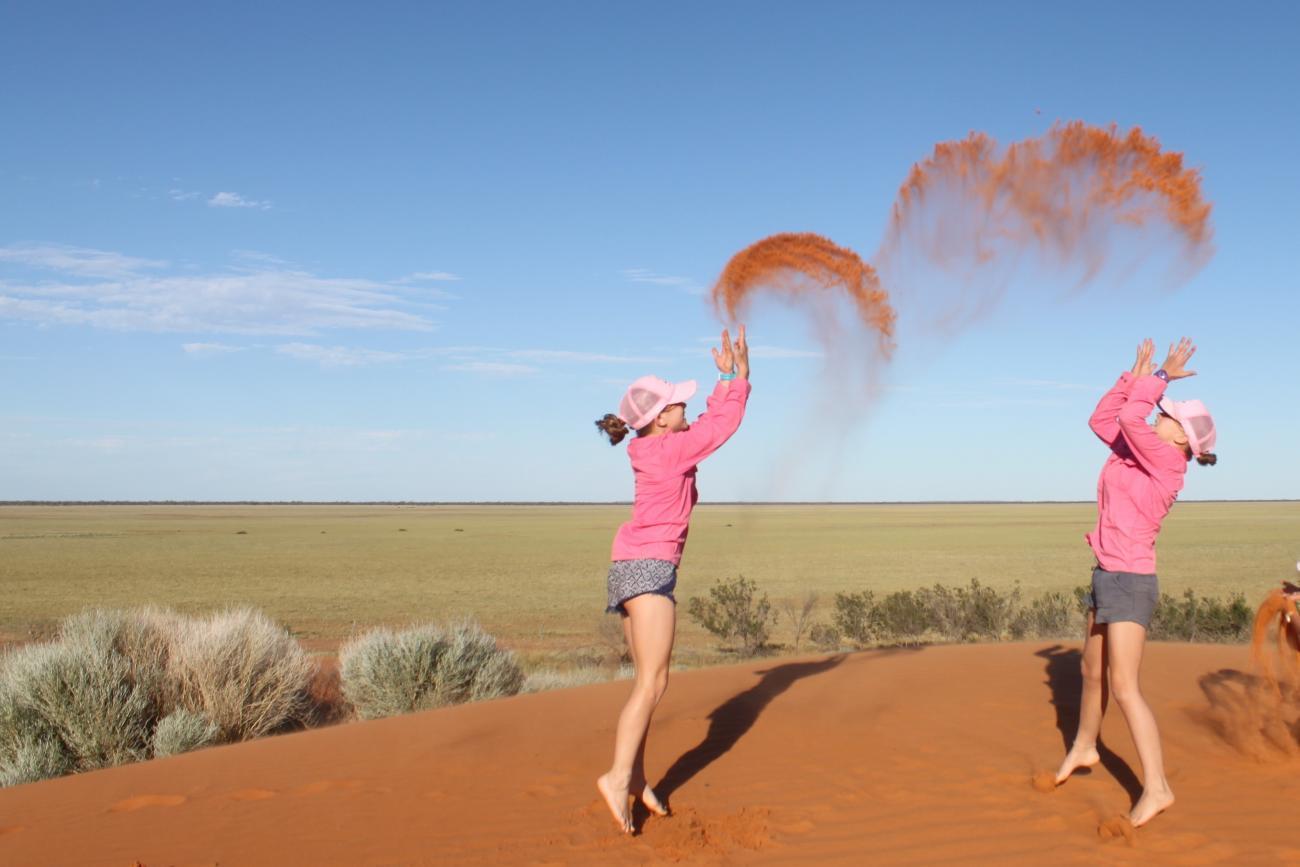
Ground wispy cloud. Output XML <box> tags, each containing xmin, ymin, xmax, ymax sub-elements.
<box><xmin>0</xmin><ymin>243</ymin><xmax>442</xmax><ymax>335</ymax></box>
<box><xmin>182</xmin><ymin>342</ymin><xmax>244</xmax><ymax>357</ymax></box>
<box><xmin>275</xmin><ymin>343</ymin><xmax>411</xmax><ymax>368</ymax></box>
<box><xmin>0</xmin><ymin>243</ymin><xmax>167</xmax><ymax>278</ymax></box>
<box><xmin>398</xmin><ymin>271</ymin><xmax>461</xmax><ymax>283</ymax></box>
<box><xmin>623</xmin><ymin>268</ymin><xmax>704</xmax><ymax>294</ymax></box>
<box><xmin>508</xmin><ymin>349</ymin><xmax>658</xmax><ymax>364</ymax></box>
<box><xmin>169</xmin><ymin>188</ymin><xmax>202</xmax><ymax>202</ymax></box>
<box><xmin>443</xmin><ymin>361</ymin><xmax>538</xmax><ymax>377</ymax></box>
<box><xmin>209</xmin><ymin>191</ymin><xmax>271</xmax><ymax>210</ymax></box>
<box><xmin>995</xmin><ymin>378</ymin><xmax>1098</xmax><ymax>391</ymax></box>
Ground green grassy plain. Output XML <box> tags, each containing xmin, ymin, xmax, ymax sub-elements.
<box><xmin>2</xmin><ymin>503</ymin><xmax>1296</xmax><ymax>655</ymax></box>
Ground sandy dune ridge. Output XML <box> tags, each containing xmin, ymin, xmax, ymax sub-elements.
<box><xmin>3</xmin><ymin>641</ymin><xmax>1299</xmax><ymax>865</ymax></box>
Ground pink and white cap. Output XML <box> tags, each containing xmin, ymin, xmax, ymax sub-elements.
<box><xmin>618</xmin><ymin>375</ymin><xmax>697</xmax><ymax>430</ymax></box>
<box><xmin>1158</xmin><ymin>396</ymin><xmax>1216</xmax><ymax>456</ymax></box>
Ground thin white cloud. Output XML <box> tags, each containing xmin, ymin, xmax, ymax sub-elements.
<box><xmin>443</xmin><ymin>361</ymin><xmax>538</xmax><ymax>377</ymax></box>
<box><xmin>995</xmin><ymin>377</ymin><xmax>1098</xmax><ymax>391</ymax></box>
<box><xmin>623</xmin><ymin>267</ymin><xmax>706</xmax><ymax>295</ymax></box>
<box><xmin>508</xmin><ymin>349</ymin><xmax>658</xmax><ymax>364</ymax></box>
<box><xmin>209</xmin><ymin>191</ymin><xmax>271</xmax><ymax>210</ymax></box>
<box><xmin>275</xmin><ymin>343</ymin><xmax>410</xmax><ymax>368</ymax></box>
<box><xmin>0</xmin><ymin>243</ymin><xmax>441</xmax><ymax>335</ymax></box>
<box><xmin>182</xmin><ymin>342</ymin><xmax>243</xmax><ymax>357</ymax></box>
<box><xmin>400</xmin><ymin>271</ymin><xmax>461</xmax><ymax>282</ymax></box>
<box><xmin>0</xmin><ymin>243</ymin><xmax>167</xmax><ymax>278</ymax></box>
<box><xmin>169</xmin><ymin>188</ymin><xmax>202</xmax><ymax>202</ymax></box>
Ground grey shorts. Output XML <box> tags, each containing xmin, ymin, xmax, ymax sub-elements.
<box><xmin>1084</xmin><ymin>566</ymin><xmax>1159</xmax><ymax>628</ymax></box>
<box><xmin>606</xmin><ymin>559</ymin><xmax>677</xmax><ymax>615</ymax></box>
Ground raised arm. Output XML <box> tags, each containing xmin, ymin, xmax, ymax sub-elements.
<box><xmin>1090</xmin><ymin>339</ymin><xmax>1152</xmax><ymax>446</ymax></box>
<box><xmin>667</xmin><ymin>325</ymin><xmax>751</xmax><ymax>469</ymax></box>
<box><xmin>1117</xmin><ymin>338</ymin><xmax>1197</xmax><ymax>479</ymax></box>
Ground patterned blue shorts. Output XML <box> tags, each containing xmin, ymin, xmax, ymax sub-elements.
<box><xmin>606</xmin><ymin>559</ymin><xmax>678</xmax><ymax>614</ymax></box>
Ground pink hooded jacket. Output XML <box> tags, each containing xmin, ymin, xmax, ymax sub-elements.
<box><xmin>1085</xmin><ymin>372</ymin><xmax>1188</xmax><ymax>574</ymax></box>
<box><xmin>610</xmin><ymin>379</ymin><xmax>751</xmax><ymax>565</ymax></box>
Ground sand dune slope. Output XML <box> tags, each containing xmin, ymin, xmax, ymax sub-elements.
<box><xmin>3</xmin><ymin>642</ymin><xmax>1299</xmax><ymax>865</ymax></box>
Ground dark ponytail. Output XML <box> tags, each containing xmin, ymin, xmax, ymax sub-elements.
<box><xmin>1196</xmin><ymin>452</ymin><xmax>1217</xmax><ymax>467</ymax></box>
<box><xmin>595</xmin><ymin>413</ymin><xmax>629</xmax><ymax>446</ymax></box>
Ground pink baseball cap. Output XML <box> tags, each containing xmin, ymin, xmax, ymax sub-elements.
<box><xmin>1158</xmin><ymin>396</ymin><xmax>1216</xmax><ymax>456</ymax></box>
<box><xmin>618</xmin><ymin>375</ymin><xmax>697</xmax><ymax>430</ymax></box>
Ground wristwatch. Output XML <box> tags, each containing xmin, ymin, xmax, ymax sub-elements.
<box><xmin>1154</xmin><ymin>369</ymin><xmax>1169</xmax><ymax>382</ymax></box>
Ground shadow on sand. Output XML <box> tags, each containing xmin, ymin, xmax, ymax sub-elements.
<box><xmin>1035</xmin><ymin>644</ymin><xmax>1143</xmax><ymax>807</ymax></box>
<box><xmin>643</xmin><ymin>648</ymin><xmax>922</xmax><ymax>827</ymax></box>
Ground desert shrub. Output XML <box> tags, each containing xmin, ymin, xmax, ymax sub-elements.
<box><xmin>151</xmin><ymin>709</ymin><xmax>220</xmax><ymax>758</ymax></box>
<box><xmin>919</xmin><ymin>579</ymin><xmax>1022</xmax><ymax>642</ymax></box>
<box><xmin>1149</xmin><ymin>590</ymin><xmax>1253</xmax><ymax>642</ymax></box>
<box><xmin>1011</xmin><ymin>591</ymin><xmax>1080</xmax><ymax>639</ymax></box>
<box><xmin>808</xmin><ymin>622</ymin><xmax>842</xmax><ymax>651</ymax></box>
<box><xmin>0</xmin><ymin>732</ymin><xmax>73</xmax><ymax>787</ymax></box>
<box><xmin>686</xmin><ymin>576</ymin><xmax>776</xmax><ymax>656</ymax></box>
<box><xmin>873</xmin><ymin>590</ymin><xmax>930</xmax><ymax>643</ymax></box>
<box><xmin>167</xmin><ymin>608</ymin><xmax>314</xmax><ymax>741</ymax></box>
<box><xmin>436</xmin><ymin>621</ymin><xmax>524</xmax><ymax>704</ymax></box>
<box><xmin>522</xmin><ymin>667</ymin><xmax>612</xmax><ymax>693</ymax></box>
<box><xmin>339</xmin><ymin>620</ymin><xmax>522</xmax><ymax>720</ymax></box>
<box><xmin>779</xmin><ymin>592</ymin><xmax>819</xmax><ymax>651</ymax></box>
<box><xmin>831</xmin><ymin>591</ymin><xmax>877</xmax><ymax>646</ymax></box>
<box><xmin>0</xmin><ymin>629</ymin><xmax>156</xmax><ymax>779</ymax></box>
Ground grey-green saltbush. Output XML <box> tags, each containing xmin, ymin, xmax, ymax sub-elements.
<box><xmin>0</xmin><ymin>606</ymin><xmax>317</xmax><ymax>787</ymax></box>
<box><xmin>152</xmin><ymin>709</ymin><xmax>220</xmax><ymax>758</ymax></box>
<box><xmin>686</xmin><ymin>576</ymin><xmax>777</xmax><ymax>656</ymax></box>
<box><xmin>339</xmin><ymin>621</ymin><xmax>523</xmax><ymax>720</ymax></box>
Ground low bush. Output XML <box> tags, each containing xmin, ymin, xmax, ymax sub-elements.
<box><xmin>338</xmin><ymin>620</ymin><xmax>522</xmax><ymax>720</ymax></box>
<box><xmin>686</xmin><ymin>576</ymin><xmax>776</xmax><ymax>656</ymax></box>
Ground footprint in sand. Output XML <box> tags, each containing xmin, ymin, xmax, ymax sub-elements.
<box><xmin>526</xmin><ymin>784</ymin><xmax>559</xmax><ymax>797</ymax></box>
<box><xmin>1030</xmin><ymin>771</ymin><xmax>1058</xmax><ymax>793</ymax></box>
<box><xmin>1098</xmin><ymin>815</ymin><xmax>1137</xmax><ymax>845</ymax></box>
<box><xmin>228</xmin><ymin>788</ymin><xmax>277</xmax><ymax>802</ymax></box>
<box><xmin>109</xmin><ymin>794</ymin><xmax>187</xmax><ymax>813</ymax></box>
<box><xmin>0</xmin><ymin>825</ymin><xmax>23</xmax><ymax>836</ymax></box>
<box><xmin>292</xmin><ymin>780</ymin><xmax>362</xmax><ymax>796</ymax></box>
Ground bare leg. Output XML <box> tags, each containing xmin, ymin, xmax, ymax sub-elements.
<box><xmin>620</xmin><ymin>611</ymin><xmax>669</xmax><ymax>816</ymax></box>
<box><xmin>1055</xmin><ymin>610</ymin><xmax>1107</xmax><ymax>783</ymax></box>
<box><xmin>1107</xmin><ymin>621</ymin><xmax>1174</xmax><ymax>827</ymax></box>
<box><xmin>597</xmin><ymin>595</ymin><xmax>675</xmax><ymax>832</ymax></box>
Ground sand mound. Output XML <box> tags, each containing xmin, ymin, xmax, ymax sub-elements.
<box><xmin>3</xmin><ymin>642</ymin><xmax>1299</xmax><ymax>865</ymax></box>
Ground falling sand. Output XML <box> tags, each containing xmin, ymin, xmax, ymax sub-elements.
<box><xmin>1196</xmin><ymin>590</ymin><xmax>1300</xmax><ymax>761</ymax></box>
<box><xmin>712</xmin><ymin>121</ymin><xmax>1214</xmax><ymax>357</ymax></box>
<box><xmin>876</xmin><ymin>121</ymin><xmax>1214</xmax><ymax>331</ymax></box>
<box><xmin>712</xmin><ymin>231</ymin><xmax>897</xmax><ymax>359</ymax></box>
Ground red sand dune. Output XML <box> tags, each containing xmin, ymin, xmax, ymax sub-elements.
<box><xmin>4</xmin><ymin>642</ymin><xmax>1300</xmax><ymax>865</ymax></box>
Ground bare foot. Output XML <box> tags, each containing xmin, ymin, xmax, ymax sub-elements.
<box><xmin>1054</xmin><ymin>744</ymin><xmax>1100</xmax><ymax>785</ymax></box>
<box><xmin>596</xmin><ymin>773</ymin><xmax>632</xmax><ymax>834</ymax></box>
<box><xmin>640</xmin><ymin>784</ymin><xmax>669</xmax><ymax>817</ymax></box>
<box><xmin>1129</xmin><ymin>787</ymin><xmax>1174</xmax><ymax>828</ymax></box>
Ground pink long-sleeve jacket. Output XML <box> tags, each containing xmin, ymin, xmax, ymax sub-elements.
<box><xmin>610</xmin><ymin>379</ymin><xmax>751</xmax><ymax>565</ymax></box>
<box><xmin>1085</xmin><ymin>372</ymin><xmax>1188</xmax><ymax>574</ymax></box>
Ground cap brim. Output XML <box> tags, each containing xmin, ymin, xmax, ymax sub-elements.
<box><xmin>670</xmin><ymin>380</ymin><xmax>698</xmax><ymax>405</ymax></box>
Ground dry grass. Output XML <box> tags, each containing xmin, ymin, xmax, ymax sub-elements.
<box><xmin>1</xmin><ymin>502</ymin><xmax>1295</xmax><ymax>655</ymax></box>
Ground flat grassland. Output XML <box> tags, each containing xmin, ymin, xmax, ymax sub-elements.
<box><xmin>2</xmin><ymin>502</ymin><xmax>1295</xmax><ymax>654</ymax></box>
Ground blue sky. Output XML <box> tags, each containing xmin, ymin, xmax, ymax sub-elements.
<box><xmin>2</xmin><ymin>1</ymin><xmax>1297</xmax><ymax>501</ymax></box>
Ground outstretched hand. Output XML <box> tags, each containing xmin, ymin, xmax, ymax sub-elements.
<box><xmin>711</xmin><ymin>324</ymin><xmax>749</xmax><ymax>380</ymax></box>
<box><xmin>1131</xmin><ymin>338</ymin><xmax>1155</xmax><ymax>377</ymax></box>
<box><xmin>1159</xmin><ymin>337</ymin><xmax>1197</xmax><ymax>380</ymax></box>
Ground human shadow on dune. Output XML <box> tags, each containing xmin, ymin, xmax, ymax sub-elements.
<box><xmin>1035</xmin><ymin>644</ymin><xmax>1143</xmax><ymax>806</ymax></box>
<box><xmin>648</xmin><ymin>650</ymin><xmax>912</xmax><ymax>823</ymax></box>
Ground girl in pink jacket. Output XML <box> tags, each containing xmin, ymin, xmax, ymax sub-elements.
<box><xmin>1054</xmin><ymin>338</ymin><xmax>1218</xmax><ymax>828</ymax></box>
<box><xmin>591</xmin><ymin>326</ymin><xmax>751</xmax><ymax>834</ymax></box>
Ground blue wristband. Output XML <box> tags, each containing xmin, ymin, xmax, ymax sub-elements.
<box><xmin>718</xmin><ymin>371</ymin><xmax>737</xmax><ymax>381</ymax></box>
